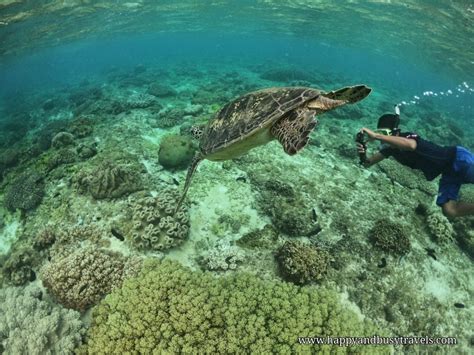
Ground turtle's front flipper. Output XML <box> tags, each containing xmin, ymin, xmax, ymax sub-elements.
<box><xmin>271</xmin><ymin>109</ymin><xmax>317</xmax><ymax>155</ymax></box>
<box><xmin>321</xmin><ymin>85</ymin><xmax>372</xmax><ymax>104</ymax></box>
<box><xmin>175</xmin><ymin>152</ymin><xmax>203</xmax><ymax>214</ymax></box>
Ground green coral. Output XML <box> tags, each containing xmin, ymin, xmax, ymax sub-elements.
<box><xmin>158</xmin><ymin>134</ymin><xmax>196</xmax><ymax>169</ymax></box>
<box><xmin>276</xmin><ymin>240</ymin><xmax>329</xmax><ymax>285</ymax></box>
<box><xmin>82</xmin><ymin>259</ymin><xmax>388</xmax><ymax>353</ymax></box>
<box><xmin>427</xmin><ymin>212</ymin><xmax>454</xmax><ymax>245</ymax></box>
<box><xmin>369</xmin><ymin>219</ymin><xmax>411</xmax><ymax>255</ymax></box>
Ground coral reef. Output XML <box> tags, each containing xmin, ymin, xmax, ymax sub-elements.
<box><xmin>158</xmin><ymin>134</ymin><xmax>196</xmax><ymax>169</ymax></box>
<box><xmin>46</xmin><ymin>147</ymin><xmax>78</xmax><ymax>171</ymax></box>
<box><xmin>75</xmin><ymin>161</ymin><xmax>143</xmax><ymax>199</ymax></box>
<box><xmin>0</xmin><ymin>284</ymin><xmax>85</xmax><ymax>355</ymax></box>
<box><xmin>68</xmin><ymin>117</ymin><xmax>93</xmax><ymax>138</ymax></box>
<box><xmin>1</xmin><ymin>246</ymin><xmax>38</xmax><ymax>286</ymax></box>
<box><xmin>236</xmin><ymin>224</ymin><xmax>281</xmax><ymax>250</ymax></box>
<box><xmin>276</xmin><ymin>240</ymin><xmax>329</xmax><ymax>285</ymax></box>
<box><xmin>4</xmin><ymin>171</ymin><xmax>45</xmax><ymax>211</ymax></box>
<box><xmin>51</xmin><ymin>131</ymin><xmax>75</xmax><ymax>148</ymax></box>
<box><xmin>82</xmin><ymin>259</ymin><xmax>387</xmax><ymax>353</ymax></box>
<box><xmin>147</xmin><ymin>83</ymin><xmax>177</xmax><ymax>97</ymax></box>
<box><xmin>199</xmin><ymin>240</ymin><xmax>245</xmax><ymax>271</ymax></box>
<box><xmin>124</xmin><ymin>92</ymin><xmax>158</xmax><ymax>109</ymax></box>
<box><xmin>378</xmin><ymin>159</ymin><xmax>436</xmax><ymax>195</ymax></box>
<box><xmin>427</xmin><ymin>212</ymin><xmax>454</xmax><ymax>245</ymax></box>
<box><xmin>152</xmin><ymin>107</ymin><xmax>185</xmax><ymax>128</ymax></box>
<box><xmin>369</xmin><ymin>219</ymin><xmax>411</xmax><ymax>255</ymax></box>
<box><xmin>41</xmin><ymin>247</ymin><xmax>142</xmax><ymax>311</ymax></box>
<box><xmin>257</xmin><ymin>180</ymin><xmax>320</xmax><ymax>236</ymax></box>
<box><xmin>453</xmin><ymin>217</ymin><xmax>474</xmax><ymax>258</ymax></box>
<box><xmin>127</xmin><ymin>190</ymin><xmax>190</xmax><ymax>251</ymax></box>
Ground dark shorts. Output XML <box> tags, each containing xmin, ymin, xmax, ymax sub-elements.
<box><xmin>437</xmin><ymin>146</ymin><xmax>474</xmax><ymax>206</ymax></box>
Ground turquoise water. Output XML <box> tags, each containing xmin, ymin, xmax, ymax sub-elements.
<box><xmin>0</xmin><ymin>1</ymin><xmax>473</xmax><ymax>353</ymax></box>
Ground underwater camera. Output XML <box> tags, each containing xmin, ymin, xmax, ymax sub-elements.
<box><xmin>355</xmin><ymin>105</ymin><xmax>400</xmax><ymax>165</ymax></box>
<box><xmin>355</xmin><ymin>131</ymin><xmax>369</xmax><ymax>164</ymax></box>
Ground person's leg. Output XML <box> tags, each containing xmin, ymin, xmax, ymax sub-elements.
<box><xmin>441</xmin><ymin>200</ymin><xmax>474</xmax><ymax>218</ymax></box>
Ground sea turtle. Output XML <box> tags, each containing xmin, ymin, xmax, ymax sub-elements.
<box><xmin>175</xmin><ymin>85</ymin><xmax>371</xmax><ymax>210</ymax></box>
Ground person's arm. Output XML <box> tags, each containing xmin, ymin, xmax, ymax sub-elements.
<box><xmin>361</xmin><ymin>128</ymin><xmax>417</xmax><ymax>151</ymax></box>
<box><xmin>356</xmin><ymin>142</ymin><xmax>386</xmax><ymax>167</ymax></box>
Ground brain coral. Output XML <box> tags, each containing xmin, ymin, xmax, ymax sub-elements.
<box><xmin>0</xmin><ymin>284</ymin><xmax>85</xmax><ymax>355</ymax></box>
<box><xmin>75</xmin><ymin>161</ymin><xmax>142</xmax><ymax>199</ymax></box>
<box><xmin>41</xmin><ymin>247</ymin><xmax>142</xmax><ymax>311</ymax></box>
<box><xmin>82</xmin><ymin>259</ymin><xmax>389</xmax><ymax>353</ymax></box>
<box><xmin>369</xmin><ymin>219</ymin><xmax>411</xmax><ymax>255</ymax></box>
<box><xmin>276</xmin><ymin>240</ymin><xmax>329</xmax><ymax>285</ymax></box>
<box><xmin>427</xmin><ymin>212</ymin><xmax>454</xmax><ymax>245</ymax></box>
<box><xmin>4</xmin><ymin>171</ymin><xmax>45</xmax><ymax>211</ymax></box>
<box><xmin>128</xmin><ymin>190</ymin><xmax>190</xmax><ymax>251</ymax></box>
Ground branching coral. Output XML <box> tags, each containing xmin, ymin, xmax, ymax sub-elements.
<box><xmin>427</xmin><ymin>212</ymin><xmax>454</xmax><ymax>245</ymax></box>
<box><xmin>276</xmin><ymin>240</ymin><xmax>329</xmax><ymax>285</ymax></box>
<box><xmin>128</xmin><ymin>190</ymin><xmax>190</xmax><ymax>251</ymax></box>
<box><xmin>1</xmin><ymin>246</ymin><xmax>38</xmax><ymax>286</ymax></box>
<box><xmin>41</xmin><ymin>247</ymin><xmax>142</xmax><ymax>311</ymax></box>
<box><xmin>75</xmin><ymin>161</ymin><xmax>142</xmax><ymax>199</ymax></box>
<box><xmin>82</xmin><ymin>259</ymin><xmax>389</xmax><ymax>353</ymax></box>
<box><xmin>369</xmin><ymin>219</ymin><xmax>411</xmax><ymax>255</ymax></box>
<box><xmin>0</xmin><ymin>284</ymin><xmax>85</xmax><ymax>354</ymax></box>
<box><xmin>199</xmin><ymin>240</ymin><xmax>245</xmax><ymax>271</ymax></box>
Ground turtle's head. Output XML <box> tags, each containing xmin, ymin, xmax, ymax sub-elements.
<box><xmin>191</xmin><ymin>126</ymin><xmax>204</xmax><ymax>141</ymax></box>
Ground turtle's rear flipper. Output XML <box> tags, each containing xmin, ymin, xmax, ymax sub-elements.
<box><xmin>272</xmin><ymin>109</ymin><xmax>317</xmax><ymax>155</ymax></box>
<box><xmin>322</xmin><ymin>85</ymin><xmax>372</xmax><ymax>104</ymax></box>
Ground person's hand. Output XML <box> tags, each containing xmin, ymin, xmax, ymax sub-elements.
<box><xmin>356</xmin><ymin>142</ymin><xmax>366</xmax><ymax>154</ymax></box>
<box><xmin>360</xmin><ymin>127</ymin><xmax>377</xmax><ymax>142</ymax></box>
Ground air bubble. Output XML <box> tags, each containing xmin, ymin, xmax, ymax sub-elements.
<box><xmin>396</xmin><ymin>82</ymin><xmax>471</xmax><ymax>107</ymax></box>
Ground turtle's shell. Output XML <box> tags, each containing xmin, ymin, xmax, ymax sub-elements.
<box><xmin>200</xmin><ymin>87</ymin><xmax>321</xmax><ymax>155</ymax></box>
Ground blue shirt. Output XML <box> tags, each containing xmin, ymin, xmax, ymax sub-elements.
<box><xmin>379</xmin><ymin>132</ymin><xmax>457</xmax><ymax>181</ymax></box>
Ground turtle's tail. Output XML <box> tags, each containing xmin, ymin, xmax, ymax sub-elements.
<box><xmin>174</xmin><ymin>152</ymin><xmax>203</xmax><ymax>215</ymax></box>
<box><xmin>323</xmin><ymin>85</ymin><xmax>372</xmax><ymax>104</ymax></box>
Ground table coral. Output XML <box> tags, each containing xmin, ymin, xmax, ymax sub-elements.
<box><xmin>41</xmin><ymin>247</ymin><xmax>142</xmax><ymax>311</ymax></box>
<box><xmin>128</xmin><ymin>190</ymin><xmax>190</xmax><ymax>251</ymax></box>
<box><xmin>0</xmin><ymin>284</ymin><xmax>85</xmax><ymax>355</ymax></box>
<box><xmin>82</xmin><ymin>259</ymin><xmax>389</xmax><ymax>353</ymax></box>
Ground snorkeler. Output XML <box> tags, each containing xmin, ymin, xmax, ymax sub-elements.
<box><xmin>355</xmin><ymin>105</ymin><xmax>474</xmax><ymax>218</ymax></box>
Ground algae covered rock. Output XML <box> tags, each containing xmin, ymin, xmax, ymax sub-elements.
<box><xmin>158</xmin><ymin>134</ymin><xmax>196</xmax><ymax>169</ymax></box>
<box><xmin>276</xmin><ymin>240</ymin><xmax>329</xmax><ymax>285</ymax></box>
<box><xmin>369</xmin><ymin>219</ymin><xmax>411</xmax><ymax>255</ymax></box>
<box><xmin>128</xmin><ymin>189</ymin><xmax>190</xmax><ymax>251</ymax></box>
<box><xmin>82</xmin><ymin>259</ymin><xmax>389</xmax><ymax>354</ymax></box>
<box><xmin>4</xmin><ymin>171</ymin><xmax>45</xmax><ymax>211</ymax></box>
